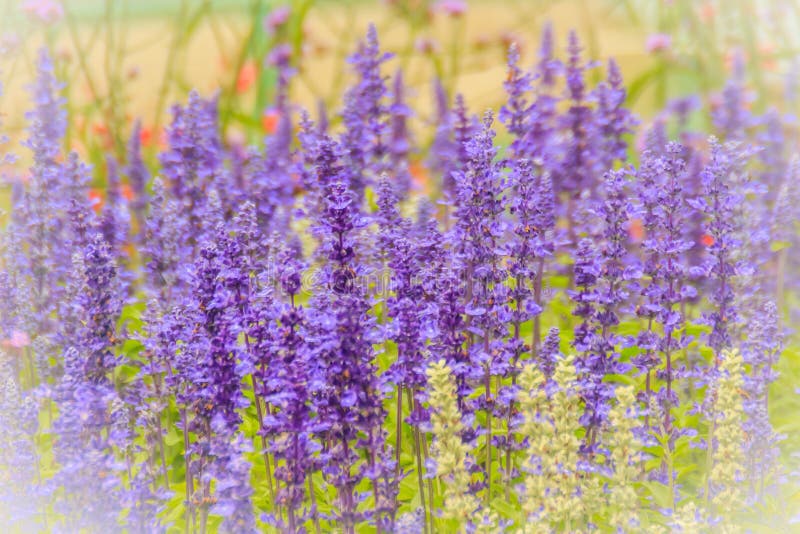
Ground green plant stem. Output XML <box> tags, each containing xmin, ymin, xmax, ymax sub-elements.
<box><xmin>153</xmin><ymin>0</ymin><xmax>188</xmax><ymax>144</ymax></box>
<box><xmin>395</xmin><ymin>386</ymin><xmax>403</xmax><ymax>477</ymax></box>
<box><xmin>484</xmin><ymin>361</ymin><xmax>492</xmax><ymax>504</ymax></box>
<box><xmin>180</xmin><ymin>407</ymin><xmax>194</xmax><ymax>534</ymax></box>
<box><xmin>308</xmin><ymin>475</ymin><xmax>322</xmax><ymax>534</ymax></box>
<box><xmin>408</xmin><ymin>392</ymin><xmax>429</xmax><ymax>534</ymax></box>
<box><xmin>251</xmin><ymin>375</ymin><xmax>276</xmax><ymax>509</ymax></box>
<box><xmin>418</xmin><ymin>409</ymin><xmax>436</xmax><ymax>531</ymax></box>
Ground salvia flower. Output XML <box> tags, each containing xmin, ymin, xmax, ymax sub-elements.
<box><xmin>634</xmin><ymin>143</ymin><xmax>695</xmax><ymax>429</ymax></box>
<box><xmin>499</xmin><ymin>43</ymin><xmax>533</xmax><ymax>158</ymax></box>
<box><xmin>78</xmin><ymin>233</ymin><xmax>122</xmax><ymax>383</ymax></box>
<box><xmin>592</xmin><ymin>59</ymin><xmax>638</xmax><ymax>171</ymax></box>
<box><xmin>708</xmin><ymin>349</ymin><xmax>745</xmax><ymax>528</ymax></box>
<box><xmin>388</xmin><ymin>70</ymin><xmax>414</xmax><ymax>197</ymax></box>
<box><xmin>309</xmin><ymin>177</ymin><xmax>387</xmax><ymax>531</ymax></box>
<box><xmin>741</xmin><ymin>300</ymin><xmax>783</xmax><ymax>500</ymax></box>
<box><xmin>427</xmin><ymin>359</ymin><xmax>487</xmax><ymax>530</ymax></box>
<box><xmin>691</xmin><ymin>138</ymin><xmax>743</xmax><ymax>358</ymax></box>
<box><xmin>606</xmin><ymin>384</ymin><xmax>641</xmax><ymax>532</ymax></box>
<box><xmin>517</xmin><ymin>354</ymin><xmax>595</xmax><ymax>530</ymax></box>
<box><xmin>0</xmin><ymin>355</ymin><xmax>41</xmax><ymax>529</ymax></box>
<box><xmin>159</xmin><ymin>91</ymin><xmax>223</xmax><ymax>241</ymax></box>
<box><xmin>340</xmin><ymin>24</ymin><xmax>393</xmax><ymax>200</ymax></box>
<box><xmin>125</xmin><ymin>120</ymin><xmax>150</xmax><ymax>239</ymax></box>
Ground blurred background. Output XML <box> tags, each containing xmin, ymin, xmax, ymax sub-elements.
<box><xmin>0</xmin><ymin>0</ymin><xmax>798</xmax><ymax>177</ymax></box>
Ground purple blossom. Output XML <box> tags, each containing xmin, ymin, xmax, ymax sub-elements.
<box><xmin>555</xmin><ymin>30</ymin><xmax>597</xmax><ymax>196</ymax></box>
<box><xmin>499</xmin><ymin>43</ymin><xmax>533</xmax><ymax>158</ymax></box>
<box><xmin>126</xmin><ymin>120</ymin><xmax>150</xmax><ymax>237</ymax></box>
<box><xmin>159</xmin><ymin>91</ymin><xmax>223</xmax><ymax>241</ymax></box>
<box><xmin>50</xmin><ymin>346</ymin><xmax>125</xmax><ymax>531</ymax></box>
<box><xmin>340</xmin><ymin>24</ymin><xmax>393</xmax><ymax>201</ymax></box>
<box><xmin>741</xmin><ymin>300</ymin><xmax>783</xmax><ymax>500</ymax></box>
<box><xmin>452</xmin><ymin>112</ymin><xmax>510</xmax><ymax>378</ymax></box>
<box><xmin>539</xmin><ymin>327</ymin><xmax>561</xmax><ymax>382</ymax></box>
<box><xmin>592</xmin><ymin>59</ymin><xmax>638</xmax><ymax>171</ymax></box>
<box><xmin>388</xmin><ymin>70</ymin><xmax>414</xmax><ymax>197</ymax></box>
<box><xmin>142</xmin><ymin>177</ymin><xmax>191</xmax><ymax>307</ymax></box>
<box><xmin>711</xmin><ymin>51</ymin><xmax>754</xmax><ymax>141</ymax></box>
<box><xmin>309</xmin><ymin>176</ymin><xmax>388</xmax><ymax>531</ymax></box>
<box><xmin>0</xmin><ymin>359</ymin><xmax>41</xmax><ymax>529</ymax></box>
<box><xmin>508</xmin><ymin>158</ymin><xmax>554</xmax><ymax>356</ymax></box>
<box><xmin>23</xmin><ymin>48</ymin><xmax>66</xmax><ymax>169</ymax></box>
<box><xmin>634</xmin><ymin>143</ymin><xmax>695</xmax><ymax>431</ymax></box>
<box><xmin>100</xmin><ymin>157</ymin><xmax>131</xmax><ymax>277</ymax></box>
<box><xmin>259</xmin><ymin>249</ymin><xmax>317</xmax><ymax>531</ymax></box>
<box><xmin>571</xmin><ymin>170</ymin><xmax>636</xmax><ymax>445</ymax></box>
<box><xmin>78</xmin><ymin>233</ymin><xmax>122</xmax><ymax>382</ymax></box>
<box><xmin>691</xmin><ymin>139</ymin><xmax>743</xmax><ymax>357</ymax></box>
<box><xmin>428</xmin><ymin>79</ymin><xmax>458</xmax><ymax>198</ymax></box>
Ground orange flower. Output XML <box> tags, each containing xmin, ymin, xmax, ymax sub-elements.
<box><xmin>409</xmin><ymin>161</ymin><xmax>429</xmax><ymax>189</ymax></box>
<box><xmin>262</xmin><ymin>108</ymin><xmax>280</xmax><ymax>134</ymax></box>
<box><xmin>89</xmin><ymin>188</ymin><xmax>104</xmax><ymax>213</ymax></box>
<box><xmin>236</xmin><ymin>60</ymin><xmax>258</xmax><ymax>94</ymax></box>
<box><xmin>701</xmin><ymin>234</ymin><xmax>715</xmax><ymax>247</ymax></box>
<box><xmin>139</xmin><ymin>125</ymin><xmax>153</xmax><ymax>147</ymax></box>
<box><xmin>628</xmin><ymin>218</ymin><xmax>644</xmax><ymax>242</ymax></box>
<box><xmin>121</xmin><ymin>183</ymin><xmax>134</xmax><ymax>201</ymax></box>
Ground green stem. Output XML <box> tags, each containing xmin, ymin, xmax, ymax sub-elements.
<box><xmin>408</xmin><ymin>392</ymin><xmax>430</xmax><ymax>534</ymax></box>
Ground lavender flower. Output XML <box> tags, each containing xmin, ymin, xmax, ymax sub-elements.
<box><xmin>451</xmin><ymin>111</ymin><xmax>510</xmax><ymax>496</ymax></box>
<box><xmin>691</xmin><ymin>139</ymin><xmax>743</xmax><ymax>357</ymax></box>
<box><xmin>555</xmin><ymin>30</ymin><xmax>596</xmax><ymax>196</ymax></box>
<box><xmin>142</xmin><ymin>177</ymin><xmax>191</xmax><ymax>306</ymax></box>
<box><xmin>0</xmin><ymin>356</ymin><xmax>41</xmax><ymax>529</ymax></box>
<box><xmin>78</xmin><ymin>233</ymin><xmax>122</xmax><ymax>382</ymax></box>
<box><xmin>309</xmin><ymin>176</ymin><xmax>388</xmax><ymax>531</ymax></box>
<box><xmin>340</xmin><ymin>24</ymin><xmax>392</xmax><ymax>200</ymax></box>
<box><xmin>525</xmin><ymin>22</ymin><xmax>560</xmax><ymax>167</ymax></box>
<box><xmin>592</xmin><ymin>59</ymin><xmax>637</xmax><ymax>171</ymax></box>
<box><xmin>168</xmin><ymin>230</ymin><xmax>255</xmax><ymax>531</ymax></box>
<box><xmin>508</xmin><ymin>159</ymin><xmax>554</xmax><ymax>355</ymax></box>
<box><xmin>711</xmin><ymin>51</ymin><xmax>754</xmax><ymax>141</ymax></box>
<box><xmin>23</xmin><ymin>48</ymin><xmax>66</xmax><ymax>170</ymax></box>
<box><xmin>260</xmin><ymin>250</ymin><xmax>317</xmax><ymax>532</ymax></box>
<box><xmin>741</xmin><ymin>300</ymin><xmax>783</xmax><ymax>500</ymax></box>
<box><xmin>159</xmin><ymin>91</ymin><xmax>223</xmax><ymax>241</ymax></box>
<box><xmin>499</xmin><ymin>43</ymin><xmax>533</xmax><ymax>158</ymax></box>
<box><xmin>100</xmin><ymin>157</ymin><xmax>131</xmax><ymax>281</ymax></box>
<box><xmin>388</xmin><ymin>70</ymin><xmax>414</xmax><ymax>197</ymax></box>
<box><xmin>428</xmin><ymin>79</ymin><xmax>458</xmax><ymax>198</ymax></box>
<box><xmin>125</xmin><ymin>120</ymin><xmax>150</xmax><ymax>239</ymax></box>
<box><xmin>50</xmin><ymin>346</ymin><xmax>125</xmax><ymax>531</ymax></box>
<box><xmin>633</xmin><ymin>143</ymin><xmax>695</xmax><ymax>437</ymax></box>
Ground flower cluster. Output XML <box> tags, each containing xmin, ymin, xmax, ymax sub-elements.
<box><xmin>0</xmin><ymin>25</ymin><xmax>795</xmax><ymax>533</ymax></box>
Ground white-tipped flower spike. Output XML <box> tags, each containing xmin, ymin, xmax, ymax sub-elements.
<box><xmin>518</xmin><ymin>354</ymin><xmax>590</xmax><ymax>532</ymax></box>
<box><xmin>427</xmin><ymin>359</ymin><xmax>494</xmax><ymax>532</ymax></box>
<box><xmin>709</xmin><ymin>348</ymin><xmax>745</xmax><ymax>531</ymax></box>
<box><xmin>607</xmin><ymin>384</ymin><xmax>641</xmax><ymax>532</ymax></box>
<box><xmin>517</xmin><ymin>362</ymin><xmax>551</xmax><ymax>533</ymax></box>
<box><xmin>672</xmin><ymin>502</ymin><xmax>703</xmax><ymax>533</ymax></box>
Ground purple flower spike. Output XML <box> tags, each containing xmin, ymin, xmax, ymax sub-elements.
<box><xmin>341</xmin><ymin>24</ymin><xmax>393</xmax><ymax>201</ymax></box>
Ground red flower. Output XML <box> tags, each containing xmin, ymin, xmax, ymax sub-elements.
<box><xmin>261</xmin><ymin>108</ymin><xmax>280</xmax><ymax>134</ymax></box>
<box><xmin>236</xmin><ymin>60</ymin><xmax>258</xmax><ymax>94</ymax></box>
